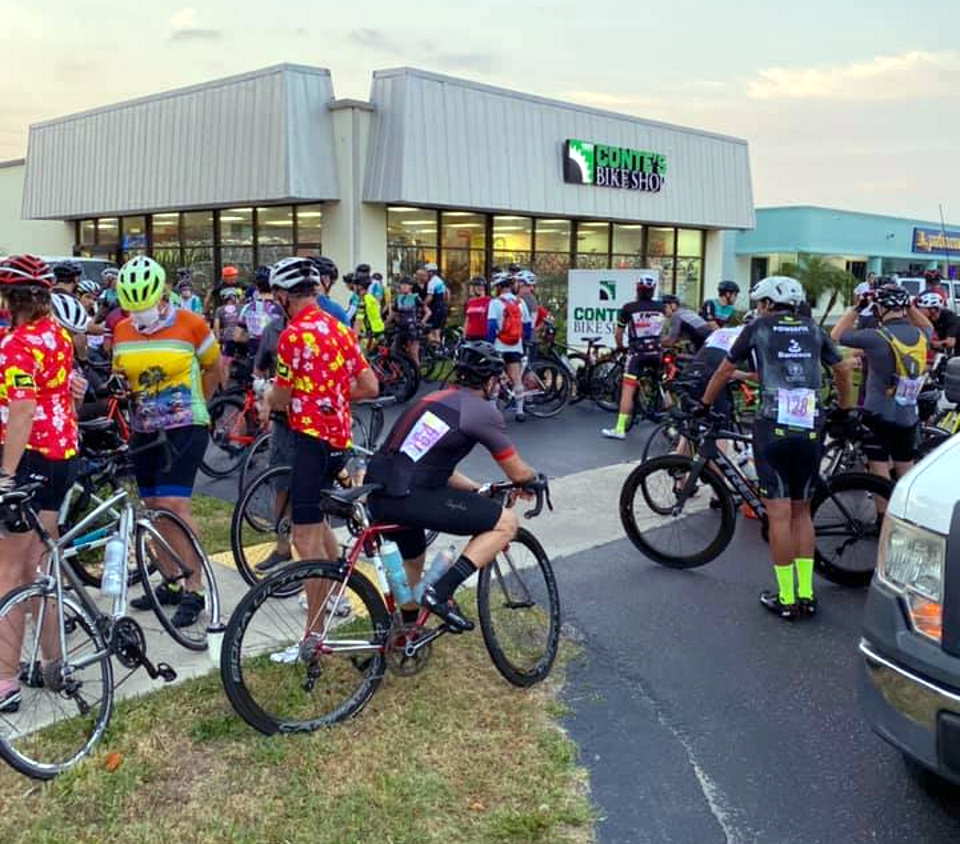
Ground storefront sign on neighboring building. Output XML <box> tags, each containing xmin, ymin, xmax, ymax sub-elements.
<box><xmin>566</xmin><ymin>269</ymin><xmax>660</xmax><ymax>348</ymax></box>
<box><xmin>564</xmin><ymin>140</ymin><xmax>667</xmax><ymax>193</ymax></box>
<box><xmin>913</xmin><ymin>227</ymin><xmax>960</xmax><ymax>255</ymax></box>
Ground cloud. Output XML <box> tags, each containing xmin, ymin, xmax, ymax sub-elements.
<box><xmin>169</xmin><ymin>29</ymin><xmax>221</xmax><ymax>41</ymax></box>
<box><xmin>347</xmin><ymin>28</ymin><xmax>495</xmax><ymax>74</ymax></box>
<box><xmin>747</xmin><ymin>50</ymin><xmax>960</xmax><ymax>101</ymax></box>
<box><xmin>170</xmin><ymin>8</ymin><xmax>195</xmax><ymax>29</ymax></box>
<box><xmin>348</xmin><ymin>28</ymin><xmax>403</xmax><ymax>54</ymax></box>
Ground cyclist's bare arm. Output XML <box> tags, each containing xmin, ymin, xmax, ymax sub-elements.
<box><xmin>200</xmin><ymin>353</ymin><xmax>222</xmax><ymax>401</ymax></box>
<box><xmin>701</xmin><ymin>359</ymin><xmax>737</xmax><ymax>406</ymax></box>
<box><xmin>613</xmin><ymin>325</ymin><xmax>625</xmax><ymax>350</ymax></box>
<box><xmin>499</xmin><ymin>452</ymin><xmax>536</xmax><ymax>487</ymax></box>
<box><xmin>350</xmin><ymin>368</ymin><xmax>379</xmax><ymax>401</ymax></box>
<box><xmin>830</xmin><ymin>361</ymin><xmax>854</xmax><ymax>410</ymax></box>
<box><xmin>1</xmin><ymin>399</ymin><xmax>35</xmax><ymax>475</ymax></box>
<box><xmin>906</xmin><ymin>305</ymin><xmax>934</xmax><ymax>333</ymax></box>
<box><xmin>448</xmin><ymin>471</ymin><xmax>480</xmax><ymax>491</ymax></box>
<box><xmin>830</xmin><ymin>307</ymin><xmax>859</xmax><ymax>343</ymax></box>
<box><xmin>422</xmin><ymin>303</ymin><xmax>433</xmax><ymax>326</ymax></box>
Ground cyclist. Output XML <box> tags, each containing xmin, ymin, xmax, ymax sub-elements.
<box><xmin>661</xmin><ymin>293</ymin><xmax>712</xmax><ymax>352</ymax></box>
<box><xmin>204</xmin><ymin>264</ymin><xmax>240</xmax><ymax>318</ymax></box>
<box><xmin>213</xmin><ymin>286</ymin><xmax>242</xmax><ymax>379</ymax></box>
<box><xmin>343</xmin><ymin>273</ymin><xmax>360</xmax><ymax>324</ymax></box>
<box><xmin>463</xmin><ymin>276</ymin><xmax>492</xmax><ymax>341</ymax></box>
<box><xmin>52</xmin><ymin>259</ymin><xmax>83</xmax><ymax>297</ymax></box>
<box><xmin>356</xmin><ymin>263</ymin><xmax>385</xmax><ymax>313</ymax></box>
<box><xmin>353</xmin><ymin>274</ymin><xmax>385</xmax><ymax>344</ymax></box>
<box><xmin>388</xmin><ymin>275</ymin><xmax>431</xmax><ymax>368</ymax></box>
<box><xmin>176</xmin><ymin>272</ymin><xmax>204</xmax><ymax>315</ymax></box>
<box><xmin>701</xmin><ymin>280</ymin><xmax>740</xmax><ymax>328</ymax></box>
<box><xmin>309</xmin><ymin>255</ymin><xmax>350</xmax><ymax>326</ymax></box>
<box><xmin>0</xmin><ymin>255</ymin><xmax>82</xmax><ymax>712</ymax></box>
<box><xmin>423</xmin><ymin>262</ymin><xmax>448</xmax><ymax>344</ymax></box>
<box><xmin>831</xmin><ymin>284</ymin><xmax>932</xmax><ymax>488</ymax></box>
<box><xmin>111</xmin><ymin>256</ymin><xmax>222</xmax><ymax>628</ymax></box>
<box><xmin>487</xmin><ymin>272</ymin><xmax>533</xmax><ymax>423</ymax></box>
<box><xmin>365</xmin><ymin>341</ymin><xmax>539</xmax><ymax>631</ymax></box>
<box><xmin>261</xmin><ymin>257</ymin><xmax>378</xmax><ymax>576</ymax></box>
<box><xmin>236</xmin><ymin>266</ymin><xmax>283</xmax><ymax>360</ymax></box>
<box><xmin>602</xmin><ymin>271</ymin><xmax>665</xmax><ymax>440</ymax></box>
<box><xmin>100</xmin><ymin>267</ymin><xmax>119</xmax><ymax>307</ymax></box>
<box><xmin>699</xmin><ymin>276</ymin><xmax>852</xmax><ymax>621</ymax></box>
<box><xmin>922</xmin><ymin>269</ymin><xmax>948</xmax><ymax>307</ymax></box>
<box><xmin>915</xmin><ymin>290</ymin><xmax>956</xmax><ymax>357</ymax></box>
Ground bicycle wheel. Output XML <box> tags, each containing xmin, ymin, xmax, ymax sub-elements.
<box><xmin>135</xmin><ymin>509</ymin><xmax>221</xmax><ymax>650</ymax></box>
<box><xmin>477</xmin><ymin>528</ymin><xmax>560</xmax><ymax>687</ymax></box>
<box><xmin>231</xmin><ymin>466</ymin><xmax>295</xmax><ymax>592</ymax></box>
<box><xmin>642</xmin><ymin>420</ymin><xmax>683</xmax><ymax>462</ymax></box>
<box><xmin>238</xmin><ymin>431</ymin><xmax>273</xmax><ymax>495</ymax></box>
<box><xmin>523</xmin><ymin>360</ymin><xmax>571</xmax><ymax>419</ymax></box>
<box><xmin>811</xmin><ymin>472</ymin><xmax>892</xmax><ymax>587</ymax></box>
<box><xmin>619</xmin><ymin>455</ymin><xmax>737</xmax><ymax>567</ymax></box>
<box><xmin>201</xmin><ymin>395</ymin><xmax>254</xmax><ymax>479</ymax></box>
<box><xmin>594</xmin><ymin>359</ymin><xmax>623</xmax><ymax>412</ymax></box>
<box><xmin>0</xmin><ymin>584</ymin><xmax>113</xmax><ymax>779</ymax></box>
<box><xmin>375</xmin><ymin>353</ymin><xmax>420</xmax><ymax>404</ymax></box>
<box><xmin>221</xmin><ymin>560</ymin><xmax>389</xmax><ymax>734</ymax></box>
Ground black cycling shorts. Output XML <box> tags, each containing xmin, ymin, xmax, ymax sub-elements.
<box><xmin>131</xmin><ymin>425</ymin><xmax>208</xmax><ymax>499</ymax></box>
<box><xmin>268</xmin><ymin>417</ymin><xmax>296</xmax><ymax>492</ymax></box>
<box><xmin>427</xmin><ymin>305</ymin><xmax>447</xmax><ymax>330</ymax></box>
<box><xmin>862</xmin><ymin>415</ymin><xmax>918</xmax><ymax>463</ymax></box>
<box><xmin>752</xmin><ymin>419</ymin><xmax>822</xmax><ymax>501</ymax></box>
<box><xmin>368</xmin><ymin>487</ymin><xmax>503</xmax><ymax>560</ymax></box>
<box><xmin>290</xmin><ymin>431</ymin><xmax>348</xmax><ymax>525</ymax></box>
<box><xmin>10</xmin><ymin>451</ymin><xmax>78</xmax><ymax>522</ymax></box>
<box><xmin>624</xmin><ymin>350</ymin><xmax>661</xmax><ymax>380</ymax></box>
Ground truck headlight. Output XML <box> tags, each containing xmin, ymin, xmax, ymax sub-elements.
<box><xmin>877</xmin><ymin>515</ymin><xmax>946</xmax><ymax>643</ymax></box>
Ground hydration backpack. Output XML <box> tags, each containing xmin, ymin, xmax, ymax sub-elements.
<box><xmin>497</xmin><ymin>298</ymin><xmax>523</xmax><ymax>345</ymax></box>
<box><xmin>877</xmin><ymin>325</ymin><xmax>927</xmax><ymax>404</ymax></box>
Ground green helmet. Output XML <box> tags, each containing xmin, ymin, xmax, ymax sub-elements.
<box><xmin>116</xmin><ymin>256</ymin><xmax>165</xmax><ymax>312</ymax></box>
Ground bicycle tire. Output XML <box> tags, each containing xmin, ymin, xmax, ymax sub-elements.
<box><xmin>594</xmin><ymin>359</ymin><xmax>623</xmax><ymax>412</ymax></box>
<box><xmin>811</xmin><ymin>471</ymin><xmax>892</xmax><ymax>587</ymax></box>
<box><xmin>477</xmin><ymin>528</ymin><xmax>560</xmax><ymax>687</ymax></box>
<box><xmin>642</xmin><ymin>421</ymin><xmax>683</xmax><ymax>462</ymax></box>
<box><xmin>238</xmin><ymin>430</ymin><xmax>273</xmax><ymax>495</ymax></box>
<box><xmin>135</xmin><ymin>509</ymin><xmax>221</xmax><ymax>650</ymax></box>
<box><xmin>231</xmin><ymin>465</ymin><xmax>297</xmax><ymax>593</ymax></box>
<box><xmin>524</xmin><ymin>360</ymin><xmax>571</xmax><ymax>419</ymax></box>
<box><xmin>0</xmin><ymin>585</ymin><xmax>113</xmax><ymax>779</ymax></box>
<box><xmin>221</xmin><ymin>560</ymin><xmax>389</xmax><ymax>734</ymax></box>
<box><xmin>201</xmin><ymin>395</ymin><xmax>252</xmax><ymax>479</ymax></box>
<box><xmin>619</xmin><ymin>454</ymin><xmax>737</xmax><ymax>567</ymax></box>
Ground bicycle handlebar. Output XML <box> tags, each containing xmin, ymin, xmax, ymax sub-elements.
<box><xmin>477</xmin><ymin>473</ymin><xmax>553</xmax><ymax>519</ymax></box>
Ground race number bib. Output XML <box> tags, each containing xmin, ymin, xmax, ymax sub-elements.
<box><xmin>894</xmin><ymin>377</ymin><xmax>923</xmax><ymax>407</ymax></box>
<box><xmin>631</xmin><ymin>312</ymin><xmax>664</xmax><ymax>338</ymax></box>
<box><xmin>400</xmin><ymin>411</ymin><xmax>450</xmax><ymax>463</ymax></box>
<box><xmin>704</xmin><ymin>327</ymin><xmax>741</xmax><ymax>353</ymax></box>
<box><xmin>776</xmin><ymin>388</ymin><xmax>816</xmax><ymax>429</ymax></box>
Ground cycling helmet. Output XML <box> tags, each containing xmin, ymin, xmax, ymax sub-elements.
<box><xmin>718</xmin><ymin>280</ymin><xmax>740</xmax><ymax>294</ymax></box>
<box><xmin>469</xmin><ymin>275</ymin><xmax>490</xmax><ymax>292</ymax></box>
<box><xmin>53</xmin><ymin>259</ymin><xmax>83</xmax><ymax>281</ymax></box>
<box><xmin>660</xmin><ymin>293</ymin><xmax>680</xmax><ymax>306</ymax></box>
<box><xmin>636</xmin><ymin>271</ymin><xmax>658</xmax><ymax>290</ymax></box>
<box><xmin>310</xmin><ymin>255</ymin><xmax>339</xmax><ymax>281</ymax></box>
<box><xmin>269</xmin><ymin>256</ymin><xmax>320</xmax><ymax>291</ymax></box>
<box><xmin>51</xmin><ymin>292</ymin><xmax>90</xmax><ymax>334</ymax></box>
<box><xmin>0</xmin><ymin>254</ymin><xmax>55</xmax><ymax>289</ymax></box>
<box><xmin>492</xmin><ymin>272</ymin><xmax>514</xmax><ymax>287</ymax></box>
<box><xmin>916</xmin><ymin>291</ymin><xmax>943</xmax><ymax>309</ymax></box>
<box><xmin>176</xmin><ymin>267</ymin><xmax>193</xmax><ymax>282</ymax></box>
<box><xmin>750</xmin><ymin>276</ymin><xmax>804</xmax><ymax>308</ymax></box>
<box><xmin>423</xmin><ymin>262</ymin><xmax>438</xmax><ymax>273</ymax></box>
<box><xmin>455</xmin><ymin>341</ymin><xmax>505</xmax><ymax>385</ymax></box>
<box><xmin>116</xmin><ymin>256</ymin><xmax>166</xmax><ymax>312</ymax></box>
<box><xmin>221</xmin><ymin>265</ymin><xmax>238</xmax><ymax>280</ymax></box>
<box><xmin>221</xmin><ymin>287</ymin><xmax>241</xmax><ymax>299</ymax></box>
<box><xmin>354</xmin><ymin>274</ymin><xmax>372</xmax><ymax>288</ymax></box>
<box><xmin>78</xmin><ymin>279</ymin><xmax>101</xmax><ymax>296</ymax></box>
<box><xmin>874</xmin><ymin>285</ymin><xmax>911</xmax><ymax>310</ymax></box>
<box><xmin>516</xmin><ymin>270</ymin><xmax>538</xmax><ymax>286</ymax></box>
<box><xmin>507</xmin><ymin>263</ymin><xmax>522</xmax><ymax>274</ymax></box>
<box><xmin>101</xmin><ymin>267</ymin><xmax>119</xmax><ymax>282</ymax></box>
<box><xmin>355</xmin><ymin>263</ymin><xmax>371</xmax><ymax>276</ymax></box>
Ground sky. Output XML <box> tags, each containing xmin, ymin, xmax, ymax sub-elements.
<box><xmin>3</xmin><ymin>0</ymin><xmax>959</xmax><ymax>221</ymax></box>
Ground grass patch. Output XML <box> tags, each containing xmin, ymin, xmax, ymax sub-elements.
<box><xmin>0</xmin><ymin>634</ymin><xmax>594</xmax><ymax>844</ymax></box>
<box><xmin>191</xmin><ymin>494</ymin><xmax>233</xmax><ymax>555</ymax></box>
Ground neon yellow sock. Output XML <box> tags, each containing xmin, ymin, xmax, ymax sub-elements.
<box><xmin>615</xmin><ymin>413</ymin><xmax>630</xmax><ymax>434</ymax></box>
<box><xmin>774</xmin><ymin>564</ymin><xmax>795</xmax><ymax>605</ymax></box>
<box><xmin>795</xmin><ymin>557</ymin><xmax>814</xmax><ymax>600</ymax></box>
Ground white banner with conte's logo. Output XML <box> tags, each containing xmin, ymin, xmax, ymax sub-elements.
<box><xmin>565</xmin><ymin>269</ymin><xmax>660</xmax><ymax>349</ymax></box>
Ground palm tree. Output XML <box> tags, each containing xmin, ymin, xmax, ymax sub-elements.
<box><xmin>777</xmin><ymin>255</ymin><xmax>856</xmax><ymax>326</ymax></box>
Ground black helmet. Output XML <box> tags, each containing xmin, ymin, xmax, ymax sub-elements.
<box><xmin>53</xmin><ymin>259</ymin><xmax>83</xmax><ymax>280</ymax></box>
<box><xmin>355</xmin><ymin>263</ymin><xmax>371</xmax><ymax>276</ymax></box>
<box><xmin>310</xmin><ymin>255</ymin><xmax>338</xmax><ymax>282</ymax></box>
<box><xmin>176</xmin><ymin>267</ymin><xmax>193</xmax><ymax>282</ymax></box>
<box><xmin>254</xmin><ymin>265</ymin><xmax>272</xmax><ymax>284</ymax></box>
<box><xmin>660</xmin><ymin>293</ymin><xmax>680</xmax><ymax>305</ymax></box>
<box><xmin>469</xmin><ymin>275</ymin><xmax>490</xmax><ymax>293</ymax></box>
<box><xmin>875</xmin><ymin>284</ymin><xmax>911</xmax><ymax>310</ymax></box>
<box><xmin>718</xmin><ymin>280</ymin><xmax>740</xmax><ymax>294</ymax></box>
<box><xmin>455</xmin><ymin>341</ymin><xmax>505</xmax><ymax>386</ymax></box>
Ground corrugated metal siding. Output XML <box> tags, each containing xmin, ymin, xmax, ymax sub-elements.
<box><xmin>22</xmin><ymin>65</ymin><xmax>340</xmax><ymax>219</ymax></box>
<box><xmin>364</xmin><ymin>69</ymin><xmax>755</xmax><ymax>230</ymax></box>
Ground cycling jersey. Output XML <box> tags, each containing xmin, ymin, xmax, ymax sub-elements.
<box><xmin>393</xmin><ymin>292</ymin><xmax>424</xmax><ymax>338</ymax></box>
<box><xmin>113</xmin><ymin>309</ymin><xmax>220</xmax><ymax>433</ymax></box>
<box><xmin>426</xmin><ymin>276</ymin><xmax>447</xmax><ymax>304</ymax></box>
<box><xmin>702</xmin><ymin>298</ymin><xmax>735</xmax><ymax>327</ymax></box>
<box><xmin>346</xmin><ymin>291</ymin><xmax>360</xmax><ymax>322</ymax></box>
<box><xmin>239</xmin><ymin>298</ymin><xmax>283</xmax><ymax>340</ymax></box>
<box><xmin>360</xmin><ymin>292</ymin><xmax>384</xmax><ymax>335</ymax></box>
<box><xmin>463</xmin><ymin>296</ymin><xmax>491</xmax><ymax>340</ymax></box>
<box><xmin>317</xmin><ymin>295</ymin><xmax>349</xmax><ymax>327</ymax></box>
<box><xmin>180</xmin><ymin>294</ymin><xmax>203</xmax><ymax>315</ymax></box>
<box><xmin>366</xmin><ymin>386</ymin><xmax>515</xmax><ymax>497</ymax></box>
<box><xmin>214</xmin><ymin>303</ymin><xmax>240</xmax><ymax>344</ymax></box>
<box><xmin>274</xmin><ymin>305</ymin><xmax>368</xmax><ymax>448</ymax></box>
<box><xmin>666</xmin><ymin>307</ymin><xmax>711</xmax><ymax>351</ymax></box>
<box><xmin>0</xmin><ymin>316</ymin><xmax>78</xmax><ymax>460</ymax></box>
<box><xmin>618</xmin><ymin>298</ymin><xmax>665</xmax><ymax>355</ymax></box>
<box><xmin>727</xmin><ymin>311</ymin><xmax>841</xmax><ymax>428</ymax></box>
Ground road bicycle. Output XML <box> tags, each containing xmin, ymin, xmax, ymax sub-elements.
<box><xmin>619</xmin><ymin>411</ymin><xmax>893</xmax><ymax>587</ymax></box>
<box><xmin>563</xmin><ymin>334</ymin><xmax>622</xmax><ymax>411</ymax></box>
<box><xmin>201</xmin><ymin>358</ymin><xmax>264</xmax><ymax>480</ymax></box>
<box><xmin>220</xmin><ymin>477</ymin><xmax>559</xmax><ymax>734</ymax></box>
<box><xmin>366</xmin><ymin>332</ymin><xmax>421</xmax><ymax>404</ymax></box>
<box><xmin>0</xmin><ymin>474</ymin><xmax>221</xmax><ymax>778</ymax></box>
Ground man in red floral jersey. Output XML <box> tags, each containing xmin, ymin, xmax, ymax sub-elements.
<box><xmin>0</xmin><ymin>255</ymin><xmax>83</xmax><ymax>712</ymax></box>
<box><xmin>262</xmin><ymin>257</ymin><xmax>378</xmax><ymax>569</ymax></box>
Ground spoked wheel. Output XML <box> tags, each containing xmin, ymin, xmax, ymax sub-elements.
<box><xmin>619</xmin><ymin>455</ymin><xmax>737</xmax><ymax>567</ymax></box>
<box><xmin>201</xmin><ymin>396</ymin><xmax>255</xmax><ymax>479</ymax></box>
<box><xmin>642</xmin><ymin>420</ymin><xmax>683</xmax><ymax>462</ymax></box>
<box><xmin>221</xmin><ymin>560</ymin><xmax>389</xmax><ymax>734</ymax></box>
<box><xmin>0</xmin><ymin>586</ymin><xmax>113</xmax><ymax>779</ymax></box>
<box><xmin>231</xmin><ymin>465</ymin><xmax>297</xmax><ymax>594</ymax></box>
<box><xmin>238</xmin><ymin>431</ymin><xmax>273</xmax><ymax>495</ymax></box>
<box><xmin>523</xmin><ymin>361</ymin><xmax>571</xmax><ymax>419</ymax></box>
<box><xmin>135</xmin><ymin>509</ymin><xmax>221</xmax><ymax>650</ymax></box>
<box><xmin>811</xmin><ymin>472</ymin><xmax>892</xmax><ymax>587</ymax></box>
<box><xmin>478</xmin><ymin>528</ymin><xmax>560</xmax><ymax>687</ymax></box>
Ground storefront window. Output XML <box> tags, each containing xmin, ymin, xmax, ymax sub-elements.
<box><xmin>184</xmin><ymin>248</ymin><xmax>215</xmax><ymax>294</ymax></box>
<box><xmin>492</xmin><ymin>216</ymin><xmax>532</xmax><ymax>254</ymax></box>
<box><xmin>533</xmin><ymin>253</ymin><xmax>570</xmax><ymax>320</ymax></box>
<box><xmin>152</xmin><ymin>213</ymin><xmax>180</xmax><ymax>247</ymax></box>
<box><xmin>258</xmin><ymin>205</ymin><xmax>294</xmax><ymax>246</ymax></box>
<box><xmin>120</xmin><ymin>217</ymin><xmax>147</xmax><ymax>259</ymax></box>
<box><xmin>97</xmin><ymin>218</ymin><xmax>119</xmax><ymax>247</ymax></box>
<box><xmin>442</xmin><ymin>249</ymin><xmax>485</xmax><ymax>311</ymax></box>
<box><xmin>80</xmin><ymin>220</ymin><xmax>96</xmax><ymax>246</ymax></box>
<box><xmin>676</xmin><ymin>258</ymin><xmax>702</xmax><ymax>308</ymax></box>
<box><xmin>219</xmin><ymin>208</ymin><xmax>254</xmax><ymax>245</ymax></box>
<box><xmin>534</xmin><ymin>220</ymin><xmax>571</xmax><ymax>254</ymax></box>
<box><xmin>646</xmin><ymin>227</ymin><xmax>675</xmax><ymax>260</ymax></box>
<box><xmin>646</xmin><ymin>257</ymin><xmax>676</xmax><ymax>295</ymax></box>
<box><xmin>221</xmin><ymin>247</ymin><xmax>254</xmax><ymax>287</ymax></box>
<box><xmin>613</xmin><ymin>224</ymin><xmax>644</xmax><ymax>257</ymax></box>
<box><xmin>576</xmin><ymin>222</ymin><xmax>610</xmax><ymax>263</ymax></box>
<box><xmin>296</xmin><ymin>204</ymin><xmax>323</xmax><ymax>248</ymax></box>
<box><xmin>442</xmin><ymin>212</ymin><xmax>486</xmax><ymax>251</ymax></box>
<box><xmin>677</xmin><ymin>229</ymin><xmax>703</xmax><ymax>258</ymax></box>
<box><xmin>388</xmin><ymin>207</ymin><xmax>438</xmax><ymax>247</ymax></box>
<box><xmin>389</xmin><ymin>247</ymin><xmax>437</xmax><ymax>282</ymax></box>
<box><xmin>183</xmin><ymin>211</ymin><xmax>214</xmax><ymax>246</ymax></box>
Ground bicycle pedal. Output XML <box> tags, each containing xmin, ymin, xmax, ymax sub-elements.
<box><xmin>156</xmin><ymin>663</ymin><xmax>177</xmax><ymax>683</ymax></box>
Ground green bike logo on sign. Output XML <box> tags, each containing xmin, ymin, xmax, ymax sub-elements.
<box><xmin>563</xmin><ymin>139</ymin><xmax>667</xmax><ymax>193</ymax></box>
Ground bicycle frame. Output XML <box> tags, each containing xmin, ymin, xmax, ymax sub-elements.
<box><xmin>678</xmin><ymin>429</ymin><xmax>767</xmax><ymax>520</ymax></box>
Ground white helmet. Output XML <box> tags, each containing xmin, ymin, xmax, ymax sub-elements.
<box><xmin>270</xmin><ymin>257</ymin><xmax>320</xmax><ymax>291</ymax></box>
<box><xmin>51</xmin><ymin>292</ymin><xmax>90</xmax><ymax>334</ymax></box>
<box><xmin>516</xmin><ymin>269</ymin><xmax>537</xmax><ymax>286</ymax></box>
<box><xmin>916</xmin><ymin>291</ymin><xmax>943</xmax><ymax>309</ymax></box>
<box><xmin>750</xmin><ymin>276</ymin><xmax>805</xmax><ymax>308</ymax></box>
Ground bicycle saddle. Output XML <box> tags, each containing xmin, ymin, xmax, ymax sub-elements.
<box><xmin>580</xmin><ymin>336</ymin><xmax>602</xmax><ymax>344</ymax></box>
<box><xmin>320</xmin><ymin>483</ymin><xmax>383</xmax><ymax>518</ymax></box>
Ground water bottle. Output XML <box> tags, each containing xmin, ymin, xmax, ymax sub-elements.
<box><xmin>380</xmin><ymin>540</ymin><xmax>413</xmax><ymax>605</ymax></box>
<box><xmin>414</xmin><ymin>544</ymin><xmax>457</xmax><ymax>603</ymax></box>
<box><xmin>100</xmin><ymin>535</ymin><xmax>126</xmax><ymax>598</ymax></box>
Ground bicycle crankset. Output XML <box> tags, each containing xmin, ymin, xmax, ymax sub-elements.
<box><xmin>110</xmin><ymin>617</ymin><xmax>177</xmax><ymax>682</ymax></box>
<box><xmin>385</xmin><ymin>624</ymin><xmax>433</xmax><ymax>676</ymax></box>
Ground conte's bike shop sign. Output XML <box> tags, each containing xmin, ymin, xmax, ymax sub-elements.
<box><xmin>913</xmin><ymin>227</ymin><xmax>960</xmax><ymax>255</ymax></box>
<box><xmin>566</xmin><ymin>269</ymin><xmax>660</xmax><ymax>348</ymax></box>
<box><xmin>563</xmin><ymin>139</ymin><xmax>667</xmax><ymax>192</ymax></box>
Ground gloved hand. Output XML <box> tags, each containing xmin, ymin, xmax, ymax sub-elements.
<box><xmin>690</xmin><ymin>400</ymin><xmax>712</xmax><ymax>419</ymax></box>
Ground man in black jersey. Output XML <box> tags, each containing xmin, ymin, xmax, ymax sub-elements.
<box><xmin>365</xmin><ymin>342</ymin><xmax>540</xmax><ymax>631</ymax></box>
<box><xmin>700</xmin><ymin>276</ymin><xmax>852</xmax><ymax>621</ymax></box>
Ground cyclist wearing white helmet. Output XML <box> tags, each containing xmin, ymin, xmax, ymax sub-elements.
<box><xmin>915</xmin><ymin>290</ymin><xmax>957</xmax><ymax>355</ymax></box>
<box><xmin>51</xmin><ymin>292</ymin><xmax>90</xmax><ymax>336</ymax></box>
<box><xmin>700</xmin><ymin>276</ymin><xmax>852</xmax><ymax>621</ymax></box>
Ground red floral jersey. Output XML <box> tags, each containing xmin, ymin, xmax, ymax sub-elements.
<box><xmin>275</xmin><ymin>306</ymin><xmax>370</xmax><ymax>448</ymax></box>
<box><xmin>0</xmin><ymin>316</ymin><xmax>78</xmax><ymax>460</ymax></box>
